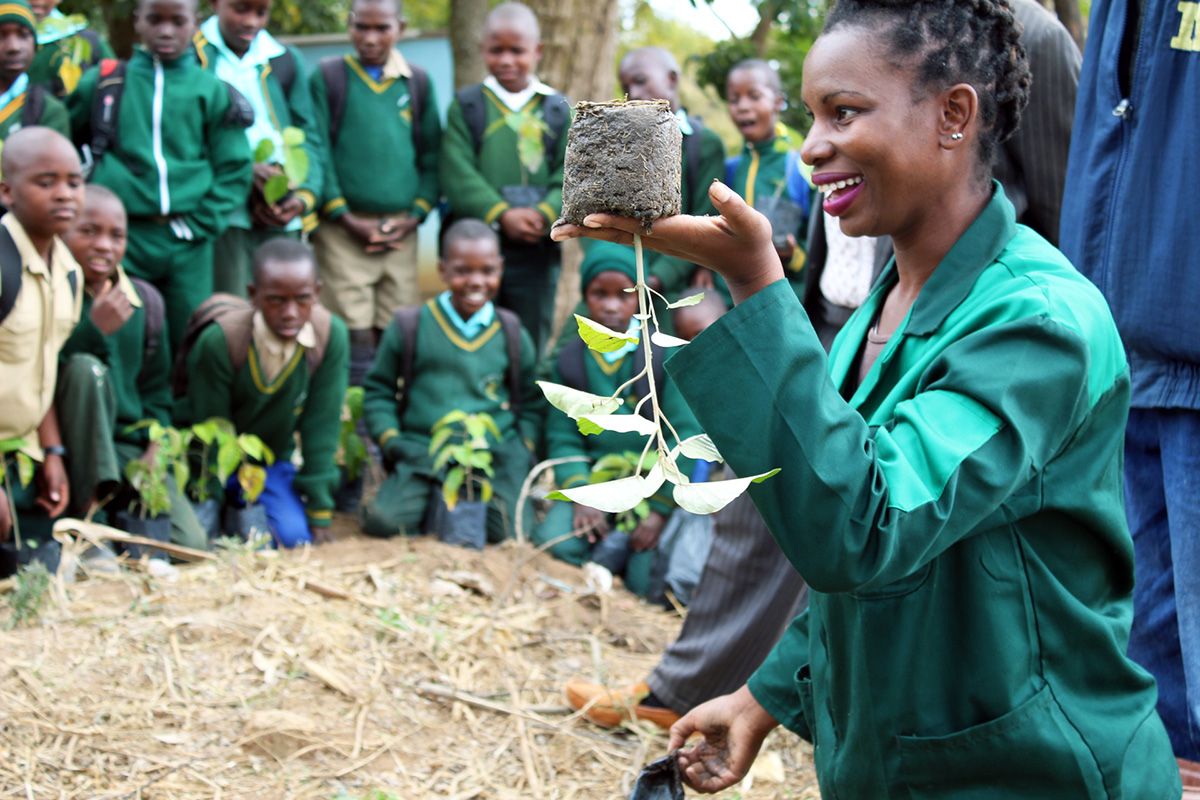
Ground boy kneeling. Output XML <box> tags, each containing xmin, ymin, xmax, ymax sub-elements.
<box><xmin>362</xmin><ymin>219</ymin><xmax>538</xmax><ymax>542</ymax></box>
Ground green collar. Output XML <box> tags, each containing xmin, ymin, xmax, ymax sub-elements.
<box><xmin>743</xmin><ymin>136</ymin><xmax>778</xmax><ymax>156</ymax></box>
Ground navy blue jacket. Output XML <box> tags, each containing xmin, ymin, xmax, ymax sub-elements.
<box><xmin>1060</xmin><ymin>0</ymin><xmax>1200</xmax><ymax>409</ymax></box>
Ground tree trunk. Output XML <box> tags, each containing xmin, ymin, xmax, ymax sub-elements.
<box><xmin>449</xmin><ymin>0</ymin><xmax>488</xmax><ymax>89</ymax></box>
<box><xmin>750</xmin><ymin>0</ymin><xmax>781</xmax><ymax>56</ymax></box>
<box><xmin>1053</xmin><ymin>0</ymin><xmax>1085</xmax><ymax>48</ymax></box>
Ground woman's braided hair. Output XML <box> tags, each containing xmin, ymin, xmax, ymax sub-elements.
<box><xmin>825</xmin><ymin>0</ymin><xmax>1032</xmax><ymax>167</ymax></box>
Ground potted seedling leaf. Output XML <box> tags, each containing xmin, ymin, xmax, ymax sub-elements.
<box><xmin>187</xmin><ymin>417</ymin><xmax>237</xmax><ymax>537</ymax></box>
<box><xmin>255</xmin><ymin>127</ymin><xmax>310</xmax><ymax>206</ymax></box>
<box><xmin>226</xmin><ymin>434</ymin><xmax>274</xmax><ymax>544</ymax></box>
<box><xmin>117</xmin><ymin>420</ymin><xmax>190</xmax><ymax>559</ymax></box>
<box><xmin>0</xmin><ymin>437</ymin><xmax>36</xmax><ymax>551</ymax></box>
<box><xmin>426</xmin><ymin>411</ymin><xmax>498</xmax><ymax>550</ymax></box>
<box><xmin>335</xmin><ymin>386</ymin><xmax>369</xmax><ymax>512</ymax></box>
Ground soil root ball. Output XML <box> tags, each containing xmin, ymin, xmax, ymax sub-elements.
<box><xmin>559</xmin><ymin>100</ymin><xmax>682</xmax><ymax>227</ymax></box>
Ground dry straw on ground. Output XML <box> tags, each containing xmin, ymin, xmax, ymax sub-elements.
<box><xmin>0</xmin><ymin>522</ymin><xmax>817</xmax><ymax>799</ymax></box>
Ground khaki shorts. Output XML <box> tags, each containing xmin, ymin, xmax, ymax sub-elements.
<box><xmin>312</xmin><ymin>212</ymin><xmax>419</xmax><ymax>330</ymax></box>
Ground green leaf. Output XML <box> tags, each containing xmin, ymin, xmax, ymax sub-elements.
<box><xmin>263</xmin><ymin>173</ymin><xmax>290</xmax><ymax>206</ymax></box>
<box><xmin>281</xmin><ymin>126</ymin><xmax>305</xmax><ymax>148</ymax></box>
<box><xmin>253</xmin><ymin>138</ymin><xmax>275</xmax><ymax>163</ymax></box>
<box><xmin>667</xmin><ymin>292</ymin><xmax>706</xmax><ymax>309</ymax></box>
<box><xmin>431</xmin><ymin>445</ymin><xmax>455</xmax><ymax>473</ymax></box>
<box><xmin>431</xmin><ymin>410</ymin><xmax>468</xmax><ymax>432</ymax></box>
<box><xmin>672</xmin><ymin>469</ymin><xmax>781</xmax><ymax>515</ymax></box>
<box><xmin>238</xmin><ymin>464</ymin><xmax>268</xmax><ymax>504</ymax></box>
<box><xmin>676</xmin><ymin>434</ymin><xmax>723</xmax><ymax>463</ymax></box>
<box><xmin>547</xmin><ymin>471</ymin><xmax>663</xmax><ymax>514</ymax></box>
<box><xmin>537</xmin><ymin>380</ymin><xmax>623</xmax><ymax>420</ymax></box>
<box><xmin>574</xmin><ymin>314</ymin><xmax>638</xmax><ymax>354</ymax></box>
<box><xmin>0</xmin><ymin>436</ymin><xmax>28</xmax><ymax>454</ymax></box>
<box><xmin>443</xmin><ymin>467</ymin><xmax>465</xmax><ymax>510</ymax></box>
<box><xmin>576</xmin><ymin>413</ymin><xmax>657</xmax><ymax>437</ymax></box>
<box><xmin>479</xmin><ymin>413</ymin><xmax>501</xmax><ymax>440</ymax></box>
<box><xmin>216</xmin><ymin>439</ymin><xmax>241</xmax><ymax>483</ymax></box>
<box><xmin>651</xmin><ymin>331</ymin><xmax>689</xmax><ymax>349</ymax></box>
<box><xmin>237</xmin><ymin>433</ymin><xmax>265</xmax><ymax>462</ymax></box>
<box><xmin>15</xmin><ymin>452</ymin><xmax>33</xmax><ymax>488</ymax></box>
<box><xmin>172</xmin><ymin>460</ymin><xmax>190</xmax><ymax>493</ymax></box>
<box><xmin>479</xmin><ymin>480</ymin><xmax>494</xmax><ymax>504</ymax></box>
<box><xmin>464</xmin><ymin>416</ymin><xmax>486</xmax><ymax>442</ymax></box>
<box><xmin>427</xmin><ymin>426</ymin><xmax>454</xmax><ymax>457</ymax></box>
<box><xmin>283</xmin><ymin>147</ymin><xmax>309</xmax><ymax>188</ymax></box>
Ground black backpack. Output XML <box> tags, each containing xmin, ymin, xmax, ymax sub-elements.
<box><xmin>127</xmin><ymin>277</ymin><xmax>165</xmax><ymax>385</ymax></box>
<box><xmin>555</xmin><ymin>337</ymin><xmax>664</xmax><ymax>422</ymax></box>
<box><xmin>456</xmin><ymin>83</ymin><xmax>570</xmax><ymax>161</ymax></box>
<box><xmin>0</xmin><ymin>224</ymin><xmax>77</xmax><ymax>326</ymax></box>
<box><xmin>391</xmin><ymin>303</ymin><xmax>525</xmax><ymax>418</ymax></box>
<box><xmin>318</xmin><ymin>56</ymin><xmax>431</xmax><ymax>159</ymax></box>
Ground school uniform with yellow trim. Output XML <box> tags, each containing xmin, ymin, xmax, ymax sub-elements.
<box><xmin>439</xmin><ymin>77</ymin><xmax>570</xmax><ymax>354</ymax></box>
<box><xmin>667</xmin><ymin>187</ymin><xmax>1179</xmax><ymax>797</ymax></box>
<box><xmin>0</xmin><ymin>72</ymin><xmax>69</xmax><ymax>141</ymax></box>
<box><xmin>178</xmin><ymin>307</ymin><xmax>349</xmax><ymax>546</ymax></box>
<box><xmin>193</xmin><ymin>19</ymin><xmax>325</xmax><ymax>297</ymax></box>
<box><xmin>361</xmin><ymin>295</ymin><xmax>540</xmax><ymax>540</ymax></box>
<box><xmin>310</xmin><ymin>48</ymin><xmax>440</xmax><ymax>330</ymax></box>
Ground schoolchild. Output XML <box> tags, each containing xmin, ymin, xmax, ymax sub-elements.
<box><xmin>194</xmin><ymin>0</ymin><xmax>324</xmax><ymax>296</ymax></box>
<box><xmin>531</xmin><ymin>240</ymin><xmax>700</xmax><ymax>598</ymax></box>
<box><xmin>361</xmin><ymin>218</ymin><xmax>538</xmax><ymax>541</ymax></box>
<box><xmin>439</xmin><ymin>1</ymin><xmax>570</xmax><ymax>356</ymax></box>
<box><xmin>58</xmin><ymin>184</ymin><xmax>206</xmax><ymax>549</ymax></box>
<box><xmin>0</xmin><ymin>1</ymin><xmax>68</xmax><ymax>143</ymax></box>
<box><xmin>175</xmin><ymin>238</ymin><xmax>348</xmax><ymax>548</ymax></box>
<box><xmin>67</xmin><ymin>0</ymin><xmax>253</xmax><ymax>351</ymax></box>
<box><xmin>311</xmin><ymin>0</ymin><xmax>440</xmax><ymax>384</ymax></box>
<box><xmin>618</xmin><ymin>46</ymin><xmax>725</xmax><ymax>300</ymax></box>
<box><xmin>722</xmin><ymin>59</ymin><xmax>810</xmax><ymax>304</ymax></box>
<box><xmin>28</xmin><ymin>0</ymin><xmax>113</xmax><ymax>98</ymax></box>
<box><xmin>0</xmin><ymin>128</ymin><xmax>85</xmax><ymax>577</ymax></box>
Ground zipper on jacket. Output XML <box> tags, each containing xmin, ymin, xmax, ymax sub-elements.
<box><xmin>151</xmin><ymin>57</ymin><xmax>170</xmax><ymax>216</ymax></box>
<box><xmin>1112</xmin><ymin>98</ymin><xmax>1133</xmax><ymax>119</ymax></box>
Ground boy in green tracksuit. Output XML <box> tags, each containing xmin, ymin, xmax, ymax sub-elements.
<box><xmin>59</xmin><ymin>185</ymin><xmax>206</xmax><ymax>549</ymax></box>
<box><xmin>532</xmin><ymin>242</ymin><xmax>700</xmax><ymax>597</ymax></box>
<box><xmin>67</xmin><ymin>0</ymin><xmax>253</xmax><ymax>352</ymax></box>
<box><xmin>618</xmin><ymin>46</ymin><xmax>725</xmax><ymax>300</ymax></box>
<box><xmin>311</xmin><ymin>0</ymin><xmax>440</xmax><ymax>385</ymax></box>
<box><xmin>195</xmin><ymin>0</ymin><xmax>324</xmax><ymax>296</ymax></box>
<box><xmin>0</xmin><ymin>1</ymin><xmax>68</xmax><ymax>144</ymax></box>
<box><xmin>28</xmin><ymin>0</ymin><xmax>113</xmax><ymax>98</ymax></box>
<box><xmin>361</xmin><ymin>219</ymin><xmax>539</xmax><ymax>541</ymax></box>
<box><xmin>176</xmin><ymin>238</ymin><xmax>348</xmax><ymax>548</ymax></box>
<box><xmin>439</xmin><ymin>1</ymin><xmax>570</xmax><ymax>356</ymax></box>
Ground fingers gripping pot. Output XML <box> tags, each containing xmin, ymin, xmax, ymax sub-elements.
<box><xmin>559</xmin><ymin>100</ymin><xmax>682</xmax><ymax>227</ymax></box>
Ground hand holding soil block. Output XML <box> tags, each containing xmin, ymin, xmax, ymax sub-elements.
<box><xmin>559</xmin><ymin>100</ymin><xmax>682</xmax><ymax>227</ymax></box>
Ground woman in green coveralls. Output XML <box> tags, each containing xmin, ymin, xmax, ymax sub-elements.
<box><xmin>553</xmin><ymin>0</ymin><xmax>1180</xmax><ymax>796</ymax></box>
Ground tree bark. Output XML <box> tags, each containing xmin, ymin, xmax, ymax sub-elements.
<box><xmin>449</xmin><ymin>0</ymin><xmax>488</xmax><ymax>89</ymax></box>
<box><xmin>1052</xmin><ymin>0</ymin><xmax>1085</xmax><ymax>48</ymax></box>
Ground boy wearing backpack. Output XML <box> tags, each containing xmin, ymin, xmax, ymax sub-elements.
<box><xmin>28</xmin><ymin>0</ymin><xmax>114</xmax><ymax>98</ymax></box>
<box><xmin>361</xmin><ymin>218</ymin><xmax>538</xmax><ymax>541</ymax></box>
<box><xmin>531</xmin><ymin>241</ymin><xmax>700</xmax><ymax>597</ymax></box>
<box><xmin>439</xmin><ymin>2</ymin><xmax>570</xmax><ymax>357</ymax></box>
<box><xmin>310</xmin><ymin>0</ymin><xmax>440</xmax><ymax>385</ymax></box>
<box><xmin>0</xmin><ymin>128</ymin><xmax>86</xmax><ymax>577</ymax></box>
<box><xmin>0</xmin><ymin>1</ymin><xmax>69</xmax><ymax>144</ymax></box>
<box><xmin>195</xmin><ymin>0</ymin><xmax>325</xmax><ymax>297</ymax></box>
<box><xmin>58</xmin><ymin>184</ymin><xmax>207</xmax><ymax>549</ymax></box>
<box><xmin>174</xmin><ymin>238</ymin><xmax>348</xmax><ymax>548</ymax></box>
<box><xmin>67</xmin><ymin>0</ymin><xmax>254</xmax><ymax>352</ymax></box>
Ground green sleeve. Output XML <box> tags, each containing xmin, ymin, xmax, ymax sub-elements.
<box><xmin>309</xmin><ymin>67</ymin><xmax>346</xmax><ymax>220</ymax></box>
<box><xmin>746</xmin><ymin>611</ymin><xmax>813</xmax><ymax>739</ymax></box>
<box><xmin>180</xmin><ymin>80</ymin><xmax>253</xmax><ymax>240</ymax></box>
<box><xmin>544</xmin><ymin>355</ymin><xmax>591</xmax><ymax>489</ymax></box>
<box><xmin>440</xmin><ymin>98</ymin><xmax>508</xmax><ymax>223</ymax></box>
<box><xmin>666</xmin><ymin>279</ymin><xmax>1095</xmax><ymax>594</ymax></box>
<box><xmin>515</xmin><ymin>324</ymin><xmax>542</xmax><ymax>449</ymax></box>
<box><xmin>362</xmin><ymin>318</ymin><xmax>405</xmax><ymax>458</ymax></box>
<box><xmin>184</xmin><ymin>324</ymin><xmax>234</xmax><ymax>424</ymax></box>
<box><xmin>137</xmin><ymin>310</ymin><xmax>173</xmax><ymax>428</ymax></box>
<box><xmin>65</xmin><ymin>64</ymin><xmax>99</xmax><ymax>145</ymax></box>
<box><xmin>535</xmin><ymin>100</ymin><xmax>572</xmax><ymax>227</ymax></box>
<box><xmin>293</xmin><ymin>316</ymin><xmax>349</xmax><ymax>527</ymax></box>
<box><xmin>40</xmin><ymin>93</ymin><xmax>71</xmax><ymax>138</ymax></box>
<box><xmin>279</xmin><ymin>47</ymin><xmax>324</xmax><ymax>214</ymax></box>
<box><xmin>59</xmin><ymin>310</ymin><xmax>110</xmax><ymax>364</ymax></box>
<box><xmin>413</xmin><ymin>76</ymin><xmax>441</xmax><ymax>219</ymax></box>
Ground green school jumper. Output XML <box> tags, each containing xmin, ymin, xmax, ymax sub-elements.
<box><xmin>178</xmin><ymin>315</ymin><xmax>349</xmax><ymax>530</ymax></box>
<box><xmin>0</xmin><ymin>81</ymin><xmax>69</xmax><ymax>141</ymax></box>
<box><xmin>68</xmin><ymin>48</ymin><xmax>254</xmax><ymax>351</ymax></box>
<box><xmin>57</xmin><ymin>273</ymin><xmax>206</xmax><ymax>549</ymax></box>
<box><xmin>312</xmin><ymin>54</ymin><xmax>440</xmax><ymax>221</ymax></box>
<box><xmin>532</xmin><ymin>343</ymin><xmax>699</xmax><ymax>596</ymax></box>
<box><xmin>439</xmin><ymin>84</ymin><xmax>569</xmax><ymax>355</ymax></box>
<box><xmin>193</xmin><ymin>30</ymin><xmax>325</xmax><ymax>296</ymax></box>
<box><xmin>667</xmin><ymin>187</ymin><xmax>1179</xmax><ymax>798</ymax></box>
<box><xmin>30</xmin><ymin>14</ymin><xmax>113</xmax><ymax>98</ymax></box>
<box><xmin>361</xmin><ymin>300</ymin><xmax>539</xmax><ymax>541</ymax></box>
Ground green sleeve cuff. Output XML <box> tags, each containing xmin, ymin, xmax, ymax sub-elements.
<box><xmin>484</xmin><ymin>201</ymin><xmax>510</xmax><ymax>225</ymax></box>
<box><xmin>413</xmin><ymin>197</ymin><xmax>433</xmax><ymax>217</ymax></box>
<box><xmin>306</xmin><ymin>508</ymin><xmax>333</xmax><ymax>528</ymax></box>
<box><xmin>295</xmin><ymin>189</ymin><xmax>317</xmax><ymax>214</ymax></box>
<box><xmin>379</xmin><ymin>428</ymin><xmax>400</xmax><ymax>447</ymax></box>
<box><xmin>536</xmin><ymin>202</ymin><xmax>558</xmax><ymax>227</ymax></box>
<box><xmin>323</xmin><ymin>197</ymin><xmax>348</xmax><ymax>219</ymax></box>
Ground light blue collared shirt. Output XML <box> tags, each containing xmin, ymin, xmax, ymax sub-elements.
<box><xmin>602</xmin><ymin>318</ymin><xmax>641</xmax><ymax>364</ymax></box>
<box><xmin>0</xmin><ymin>73</ymin><xmax>29</xmax><ymax>113</ymax></box>
<box><xmin>437</xmin><ymin>291</ymin><xmax>496</xmax><ymax>339</ymax></box>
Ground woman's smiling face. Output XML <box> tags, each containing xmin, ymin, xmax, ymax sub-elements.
<box><xmin>800</xmin><ymin>26</ymin><xmax>949</xmax><ymax>240</ymax></box>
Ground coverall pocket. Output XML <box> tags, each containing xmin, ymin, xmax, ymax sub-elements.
<box><xmin>793</xmin><ymin>666</ymin><xmax>816</xmax><ymax>745</ymax></box>
<box><xmin>895</xmin><ymin>684</ymin><xmax>1105</xmax><ymax>799</ymax></box>
<box><xmin>850</xmin><ymin>560</ymin><xmax>934</xmax><ymax>600</ymax></box>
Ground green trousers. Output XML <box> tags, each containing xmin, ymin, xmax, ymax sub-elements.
<box><xmin>531</xmin><ymin>501</ymin><xmax>656</xmax><ymax>597</ymax></box>
<box><xmin>123</xmin><ymin>219</ymin><xmax>215</xmax><ymax>353</ymax></box>
<box><xmin>58</xmin><ymin>354</ymin><xmax>206</xmax><ymax>550</ymax></box>
<box><xmin>362</xmin><ymin>435</ymin><xmax>531</xmax><ymax>542</ymax></box>
<box><xmin>213</xmin><ymin>226</ymin><xmax>301</xmax><ymax>298</ymax></box>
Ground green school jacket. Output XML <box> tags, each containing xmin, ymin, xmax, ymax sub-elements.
<box><xmin>544</xmin><ymin>343</ymin><xmax>699</xmax><ymax>514</ymax></box>
<box><xmin>192</xmin><ymin>32</ymin><xmax>325</xmax><ymax>226</ymax></box>
<box><xmin>67</xmin><ymin>49</ymin><xmax>253</xmax><ymax>242</ymax></box>
<box><xmin>0</xmin><ymin>85</ymin><xmax>69</xmax><ymax>141</ymax></box>
<box><xmin>29</xmin><ymin>27</ymin><xmax>114</xmax><ymax>98</ymax></box>
<box><xmin>439</xmin><ymin>84</ymin><xmax>569</xmax><ymax>228</ymax></box>
<box><xmin>178</xmin><ymin>314</ymin><xmax>349</xmax><ymax>527</ymax></box>
<box><xmin>58</xmin><ymin>274</ymin><xmax>171</xmax><ymax>448</ymax></box>
<box><xmin>310</xmin><ymin>53</ymin><xmax>440</xmax><ymax>220</ymax></box>
<box><xmin>667</xmin><ymin>186</ymin><xmax>1179</xmax><ymax>798</ymax></box>
<box><xmin>362</xmin><ymin>300</ymin><xmax>541</xmax><ymax>459</ymax></box>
